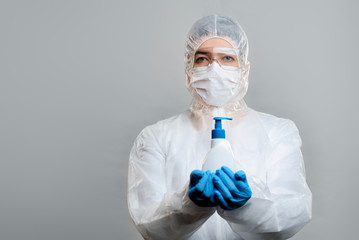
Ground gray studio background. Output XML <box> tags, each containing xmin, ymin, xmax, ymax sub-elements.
<box><xmin>1</xmin><ymin>0</ymin><xmax>358</xmax><ymax>239</ymax></box>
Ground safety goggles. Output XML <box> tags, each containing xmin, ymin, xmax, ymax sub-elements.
<box><xmin>192</xmin><ymin>47</ymin><xmax>240</xmax><ymax>70</ymax></box>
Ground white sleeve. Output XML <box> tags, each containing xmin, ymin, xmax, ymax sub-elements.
<box><xmin>127</xmin><ymin>125</ymin><xmax>215</xmax><ymax>240</ymax></box>
<box><xmin>217</xmin><ymin>120</ymin><xmax>312</xmax><ymax>240</ymax></box>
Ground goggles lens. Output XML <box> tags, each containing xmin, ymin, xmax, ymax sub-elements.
<box><xmin>193</xmin><ymin>47</ymin><xmax>240</xmax><ymax>69</ymax></box>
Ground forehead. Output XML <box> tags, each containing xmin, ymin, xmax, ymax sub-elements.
<box><xmin>197</xmin><ymin>37</ymin><xmax>234</xmax><ymax>49</ymax></box>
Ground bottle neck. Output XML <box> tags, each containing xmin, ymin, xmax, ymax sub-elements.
<box><xmin>211</xmin><ymin>138</ymin><xmax>226</xmax><ymax>148</ymax></box>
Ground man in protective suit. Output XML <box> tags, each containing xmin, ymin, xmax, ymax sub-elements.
<box><xmin>127</xmin><ymin>15</ymin><xmax>312</xmax><ymax>240</ymax></box>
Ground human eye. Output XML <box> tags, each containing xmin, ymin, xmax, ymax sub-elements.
<box><xmin>219</xmin><ymin>53</ymin><xmax>239</xmax><ymax>68</ymax></box>
<box><xmin>195</xmin><ymin>56</ymin><xmax>208</xmax><ymax>63</ymax></box>
<box><xmin>223</xmin><ymin>55</ymin><xmax>235</xmax><ymax>62</ymax></box>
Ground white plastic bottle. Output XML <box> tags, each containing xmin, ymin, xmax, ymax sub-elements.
<box><xmin>202</xmin><ymin>117</ymin><xmax>236</xmax><ymax>172</ymax></box>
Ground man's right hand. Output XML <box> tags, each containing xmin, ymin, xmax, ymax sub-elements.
<box><xmin>188</xmin><ymin>170</ymin><xmax>217</xmax><ymax>207</ymax></box>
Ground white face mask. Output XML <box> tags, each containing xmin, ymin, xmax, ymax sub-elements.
<box><xmin>190</xmin><ymin>63</ymin><xmax>242</xmax><ymax>107</ymax></box>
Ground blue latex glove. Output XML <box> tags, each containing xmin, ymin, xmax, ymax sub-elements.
<box><xmin>213</xmin><ymin>166</ymin><xmax>252</xmax><ymax>210</ymax></box>
<box><xmin>188</xmin><ymin>170</ymin><xmax>217</xmax><ymax>207</ymax></box>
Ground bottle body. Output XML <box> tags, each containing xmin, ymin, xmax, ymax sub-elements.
<box><xmin>202</xmin><ymin>139</ymin><xmax>235</xmax><ymax>172</ymax></box>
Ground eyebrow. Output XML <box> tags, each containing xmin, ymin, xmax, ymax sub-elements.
<box><xmin>195</xmin><ymin>51</ymin><xmax>210</xmax><ymax>55</ymax></box>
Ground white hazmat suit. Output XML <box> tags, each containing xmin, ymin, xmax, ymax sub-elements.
<box><xmin>128</xmin><ymin>15</ymin><xmax>312</xmax><ymax>240</ymax></box>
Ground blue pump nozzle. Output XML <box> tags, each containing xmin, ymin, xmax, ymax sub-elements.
<box><xmin>212</xmin><ymin>117</ymin><xmax>232</xmax><ymax>139</ymax></box>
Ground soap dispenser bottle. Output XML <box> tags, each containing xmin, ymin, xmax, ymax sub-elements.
<box><xmin>202</xmin><ymin>117</ymin><xmax>236</xmax><ymax>172</ymax></box>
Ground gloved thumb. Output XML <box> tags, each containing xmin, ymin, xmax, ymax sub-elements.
<box><xmin>190</xmin><ymin>170</ymin><xmax>205</xmax><ymax>187</ymax></box>
<box><xmin>234</xmin><ymin>170</ymin><xmax>246</xmax><ymax>181</ymax></box>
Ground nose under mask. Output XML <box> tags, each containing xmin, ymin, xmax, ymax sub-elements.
<box><xmin>190</xmin><ymin>62</ymin><xmax>242</xmax><ymax>107</ymax></box>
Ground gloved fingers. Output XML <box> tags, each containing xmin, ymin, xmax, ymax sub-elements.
<box><xmin>223</xmin><ymin>167</ymin><xmax>247</xmax><ymax>186</ymax></box>
<box><xmin>203</xmin><ymin>173</ymin><xmax>214</xmax><ymax>198</ymax></box>
<box><xmin>214</xmin><ymin>190</ymin><xmax>229</xmax><ymax>210</ymax></box>
<box><xmin>233</xmin><ymin>170</ymin><xmax>252</xmax><ymax>197</ymax></box>
<box><xmin>189</xmin><ymin>170</ymin><xmax>204</xmax><ymax>187</ymax></box>
<box><xmin>215</xmin><ymin>191</ymin><xmax>248</xmax><ymax>210</ymax></box>
<box><xmin>221</xmin><ymin>166</ymin><xmax>236</xmax><ymax>181</ymax></box>
<box><xmin>213</xmin><ymin>175</ymin><xmax>233</xmax><ymax>200</ymax></box>
<box><xmin>189</xmin><ymin>172</ymin><xmax>209</xmax><ymax>200</ymax></box>
<box><xmin>193</xmin><ymin>171</ymin><xmax>210</xmax><ymax>193</ymax></box>
<box><xmin>216</xmin><ymin>168</ymin><xmax>252</xmax><ymax>200</ymax></box>
<box><xmin>200</xmin><ymin>173</ymin><xmax>217</xmax><ymax>207</ymax></box>
<box><xmin>188</xmin><ymin>171</ymin><xmax>218</xmax><ymax>207</ymax></box>
<box><xmin>216</xmin><ymin>169</ymin><xmax>239</xmax><ymax>195</ymax></box>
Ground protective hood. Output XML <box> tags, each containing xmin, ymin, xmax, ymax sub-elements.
<box><xmin>184</xmin><ymin>15</ymin><xmax>250</xmax><ymax>116</ymax></box>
